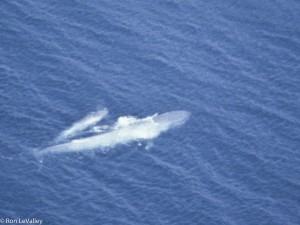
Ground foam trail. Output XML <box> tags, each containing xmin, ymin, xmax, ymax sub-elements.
<box><xmin>38</xmin><ymin>111</ymin><xmax>190</xmax><ymax>155</ymax></box>
<box><xmin>55</xmin><ymin>108</ymin><xmax>108</xmax><ymax>142</ymax></box>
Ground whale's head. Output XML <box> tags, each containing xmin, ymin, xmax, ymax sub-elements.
<box><xmin>153</xmin><ymin>111</ymin><xmax>190</xmax><ymax>128</ymax></box>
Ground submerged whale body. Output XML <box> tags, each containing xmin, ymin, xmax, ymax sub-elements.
<box><xmin>38</xmin><ymin>110</ymin><xmax>190</xmax><ymax>155</ymax></box>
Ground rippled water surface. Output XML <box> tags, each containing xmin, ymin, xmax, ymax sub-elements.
<box><xmin>0</xmin><ymin>0</ymin><xmax>299</xmax><ymax>224</ymax></box>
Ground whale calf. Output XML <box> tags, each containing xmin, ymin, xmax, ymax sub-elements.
<box><xmin>55</xmin><ymin>108</ymin><xmax>108</xmax><ymax>142</ymax></box>
<box><xmin>38</xmin><ymin>110</ymin><xmax>190</xmax><ymax>155</ymax></box>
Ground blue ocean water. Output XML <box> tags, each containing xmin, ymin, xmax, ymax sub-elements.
<box><xmin>1</xmin><ymin>0</ymin><xmax>300</xmax><ymax>224</ymax></box>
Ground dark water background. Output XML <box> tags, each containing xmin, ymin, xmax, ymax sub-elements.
<box><xmin>0</xmin><ymin>0</ymin><xmax>300</xmax><ymax>224</ymax></box>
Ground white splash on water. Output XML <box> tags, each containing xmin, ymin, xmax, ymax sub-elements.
<box><xmin>113</xmin><ymin>114</ymin><xmax>157</xmax><ymax>129</ymax></box>
<box><xmin>89</xmin><ymin>125</ymin><xmax>110</xmax><ymax>134</ymax></box>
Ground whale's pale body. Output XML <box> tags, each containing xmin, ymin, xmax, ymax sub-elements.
<box><xmin>39</xmin><ymin>111</ymin><xmax>190</xmax><ymax>155</ymax></box>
